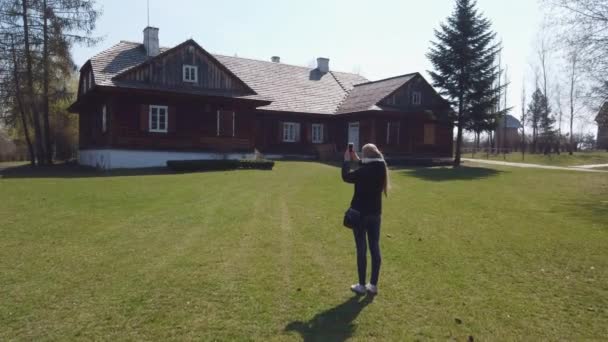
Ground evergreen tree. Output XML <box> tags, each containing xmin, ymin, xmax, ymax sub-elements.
<box><xmin>427</xmin><ymin>0</ymin><xmax>501</xmax><ymax>166</ymax></box>
<box><xmin>527</xmin><ymin>88</ymin><xmax>554</xmax><ymax>153</ymax></box>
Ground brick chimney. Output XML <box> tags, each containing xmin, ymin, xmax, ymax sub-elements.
<box><xmin>271</xmin><ymin>56</ymin><xmax>280</xmax><ymax>63</ymax></box>
<box><xmin>317</xmin><ymin>57</ymin><xmax>329</xmax><ymax>73</ymax></box>
<box><xmin>143</xmin><ymin>27</ymin><xmax>160</xmax><ymax>57</ymax></box>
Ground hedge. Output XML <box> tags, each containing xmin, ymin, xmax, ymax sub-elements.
<box><xmin>166</xmin><ymin>159</ymin><xmax>274</xmax><ymax>171</ymax></box>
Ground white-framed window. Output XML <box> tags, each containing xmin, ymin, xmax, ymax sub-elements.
<box><xmin>412</xmin><ymin>91</ymin><xmax>422</xmax><ymax>105</ymax></box>
<box><xmin>149</xmin><ymin>105</ymin><xmax>168</xmax><ymax>133</ymax></box>
<box><xmin>424</xmin><ymin>123</ymin><xmax>436</xmax><ymax>145</ymax></box>
<box><xmin>216</xmin><ymin>110</ymin><xmax>235</xmax><ymax>137</ymax></box>
<box><xmin>312</xmin><ymin>124</ymin><xmax>324</xmax><ymax>144</ymax></box>
<box><xmin>102</xmin><ymin>105</ymin><xmax>107</xmax><ymax>133</ymax></box>
<box><xmin>183</xmin><ymin>65</ymin><xmax>198</xmax><ymax>83</ymax></box>
<box><xmin>283</xmin><ymin>122</ymin><xmax>300</xmax><ymax>142</ymax></box>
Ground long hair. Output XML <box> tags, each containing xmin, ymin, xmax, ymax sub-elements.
<box><xmin>362</xmin><ymin>143</ymin><xmax>390</xmax><ymax>197</ymax></box>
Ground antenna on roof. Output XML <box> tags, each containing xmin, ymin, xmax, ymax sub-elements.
<box><xmin>147</xmin><ymin>0</ymin><xmax>150</xmax><ymax>26</ymax></box>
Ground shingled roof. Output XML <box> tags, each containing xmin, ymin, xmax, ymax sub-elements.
<box><xmin>335</xmin><ymin>74</ymin><xmax>417</xmax><ymax>114</ymax></box>
<box><xmin>86</xmin><ymin>40</ymin><xmax>428</xmax><ymax>115</ymax></box>
<box><xmin>214</xmin><ymin>54</ymin><xmax>368</xmax><ymax>114</ymax></box>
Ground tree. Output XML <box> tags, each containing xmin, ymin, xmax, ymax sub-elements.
<box><xmin>528</xmin><ymin>89</ymin><xmax>552</xmax><ymax>152</ymax></box>
<box><xmin>520</xmin><ymin>83</ymin><xmax>527</xmax><ymax>159</ymax></box>
<box><xmin>0</xmin><ymin>0</ymin><xmax>99</xmax><ymax>165</ymax></box>
<box><xmin>545</xmin><ymin>0</ymin><xmax>608</xmax><ymax>102</ymax></box>
<box><xmin>565</xmin><ymin>48</ymin><xmax>583</xmax><ymax>154</ymax></box>
<box><xmin>427</xmin><ymin>0</ymin><xmax>501</xmax><ymax>167</ymax></box>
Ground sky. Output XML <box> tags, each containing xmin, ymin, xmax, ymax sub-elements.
<box><xmin>71</xmin><ymin>0</ymin><xmax>598</xmax><ymax>135</ymax></box>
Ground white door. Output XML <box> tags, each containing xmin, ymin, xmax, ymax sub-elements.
<box><xmin>348</xmin><ymin>122</ymin><xmax>360</xmax><ymax>152</ymax></box>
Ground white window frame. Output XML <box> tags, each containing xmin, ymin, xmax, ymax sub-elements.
<box><xmin>102</xmin><ymin>105</ymin><xmax>107</xmax><ymax>133</ymax></box>
<box><xmin>311</xmin><ymin>124</ymin><xmax>324</xmax><ymax>144</ymax></box>
<box><xmin>412</xmin><ymin>91</ymin><xmax>422</xmax><ymax>105</ymax></box>
<box><xmin>283</xmin><ymin>122</ymin><xmax>299</xmax><ymax>143</ymax></box>
<box><xmin>183</xmin><ymin>65</ymin><xmax>198</xmax><ymax>83</ymax></box>
<box><xmin>216</xmin><ymin>110</ymin><xmax>235</xmax><ymax>137</ymax></box>
<box><xmin>149</xmin><ymin>105</ymin><xmax>168</xmax><ymax>133</ymax></box>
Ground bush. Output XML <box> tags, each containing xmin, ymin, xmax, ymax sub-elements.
<box><xmin>239</xmin><ymin>159</ymin><xmax>275</xmax><ymax>170</ymax></box>
<box><xmin>167</xmin><ymin>159</ymin><xmax>274</xmax><ymax>172</ymax></box>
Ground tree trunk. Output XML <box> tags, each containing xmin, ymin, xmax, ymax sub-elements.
<box><xmin>21</xmin><ymin>0</ymin><xmax>45</xmax><ymax>165</ymax></box>
<box><xmin>454</xmin><ymin>95</ymin><xmax>464</xmax><ymax>167</ymax></box>
<box><xmin>11</xmin><ymin>40</ymin><xmax>36</xmax><ymax>166</ymax></box>
<box><xmin>42</xmin><ymin>0</ymin><xmax>53</xmax><ymax>164</ymax></box>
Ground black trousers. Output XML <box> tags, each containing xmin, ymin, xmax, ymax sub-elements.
<box><xmin>353</xmin><ymin>215</ymin><xmax>382</xmax><ymax>286</ymax></box>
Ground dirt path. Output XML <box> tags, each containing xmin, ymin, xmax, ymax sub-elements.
<box><xmin>462</xmin><ymin>158</ymin><xmax>608</xmax><ymax>173</ymax></box>
<box><xmin>573</xmin><ymin>163</ymin><xmax>608</xmax><ymax>169</ymax></box>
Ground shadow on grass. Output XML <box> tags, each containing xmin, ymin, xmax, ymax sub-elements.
<box><xmin>552</xmin><ymin>198</ymin><xmax>608</xmax><ymax>227</ymax></box>
<box><xmin>284</xmin><ymin>295</ymin><xmax>374</xmax><ymax>342</ymax></box>
<box><xmin>0</xmin><ymin>163</ymin><xmax>178</xmax><ymax>179</ymax></box>
<box><xmin>398</xmin><ymin>166</ymin><xmax>504</xmax><ymax>182</ymax></box>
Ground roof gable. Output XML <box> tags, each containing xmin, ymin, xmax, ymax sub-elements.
<box><xmin>336</xmin><ymin>74</ymin><xmax>417</xmax><ymax>114</ymax></box>
<box><xmin>113</xmin><ymin>39</ymin><xmax>255</xmax><ymax>95</ymax></box>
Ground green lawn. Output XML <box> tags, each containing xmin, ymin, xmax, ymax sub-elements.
<box><xmin>466</xmin><ymin>151</ymin><xmax>608</xmax><ymax>167</ymax></box>
<box><xmin>1</xmin><ymin>162</ymin><xmax>607</xmax><ymax>340</ymax></box>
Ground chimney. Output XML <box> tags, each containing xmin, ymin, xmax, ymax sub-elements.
<box><xmin>317</xmin><ymin>57</ymin><xmax>329</xmax><ymax>73</ymax></box>
<box><xmin>143</xmin><ymin>26</ymin><xmax>160</xmax><ymax>57</ymax></box>
<box><xmin>271</xmin><ymin>56</ymin><xmax>280</xmax><ymax>63</ymax></box>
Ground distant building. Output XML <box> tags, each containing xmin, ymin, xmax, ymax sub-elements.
<box><xmin>495</xmin><ymin>114</ymin><xmax>522</xmax><ymax>151</ymax></box>
<box><xmin>596</xmin><ymin>102</ymin><xmax>608</xmax><ymax>150</ymax></box>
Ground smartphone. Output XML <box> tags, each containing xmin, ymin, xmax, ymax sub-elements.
<box><xmin>348</xmin><ymin>143</ymin><xmax>354</xmax><ymax>152</ymax></box>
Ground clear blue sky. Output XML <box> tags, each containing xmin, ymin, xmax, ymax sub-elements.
<box><xmin>76</xmin><ymin>0</ymin><xmax>593</xmax><ymax>133</ymax></box>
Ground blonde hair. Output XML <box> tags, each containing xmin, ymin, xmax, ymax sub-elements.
<box><xmin>362</xmin><ymin>143</ymin><xmax>390</xmax><ymax>197</ymax></box>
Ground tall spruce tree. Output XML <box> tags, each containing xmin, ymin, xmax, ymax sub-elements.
<box><xmin>427</xmin><ymin>0</ymin><xmax>501</xmax><ymax>166</ymax></box>
<box><xmin>527</xmin><ymin>88</ymin><xmax>554</xmax><ymax>153</ymax></box>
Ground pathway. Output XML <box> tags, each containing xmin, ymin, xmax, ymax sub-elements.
<box><xmin>462</xmin><ymin>158</ymin><xmax>608</xmax><ymax>173</ymax></box>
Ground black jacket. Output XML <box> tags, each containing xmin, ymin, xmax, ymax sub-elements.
<box><xmin>342</xmin><ymin>161</ymin><xmax>386</xmax><ymax>216</ymax></box>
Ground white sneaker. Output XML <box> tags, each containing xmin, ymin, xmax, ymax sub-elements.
<box><xmin>366</xmin><ymin>283</ymin><xmax>378</xmax><ymax>295</ymax></box>
<box><xmin>350</xmin><ymin>284</ymin><xmax>366</xmax><ymax>295</ymax></box>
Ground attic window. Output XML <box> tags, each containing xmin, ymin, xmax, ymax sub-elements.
<box><xmin>183</xmin><ymin>65</ymin><xmax>198</xmax><ymax>83</ymax></box>
<box><xmin>412</xmin><ymin>91</ymin><xmax>422</xmax><ymax>105</ymax></box>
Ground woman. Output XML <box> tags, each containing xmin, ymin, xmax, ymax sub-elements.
<box><xmin>342</xmin><ymin>143</ymin><xmax>389</xmax><ymax>295</ymax></box>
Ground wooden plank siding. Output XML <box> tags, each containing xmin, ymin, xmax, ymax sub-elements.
<box><xmin>117</xmin><ymin>43</ymin><xmax>249</xmax><ymax>93</ymax></box>
<box><xmin>80</xmin><ymin>93</ymin><xmax>258</xmax><ymax>153</ymax></box>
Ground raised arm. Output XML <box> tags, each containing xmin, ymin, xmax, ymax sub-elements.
<box><xmin>342</xmin><ymin>149</ymin><xmax>362</xmax><ymax>184</ymax></box>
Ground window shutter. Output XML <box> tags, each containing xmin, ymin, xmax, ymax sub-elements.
<box><xmin>140</xmin><ymin>104</ymin><xmax>149</xmax><ymax>131</ymax></box>
<box><xmin>278</xmin><ymin>121</ymin><xmax>283</xmax><ymax>142</ymax></box>
<box><xmin>168</xmin><ymin>106</ymin><xmax>176</xmax><ymax>133</ymax></box>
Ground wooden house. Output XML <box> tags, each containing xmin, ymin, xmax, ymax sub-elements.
<box><xmin>69</xmin><ymin>27</ymin><xmax>453</xmax><ymax>169</ymax></box>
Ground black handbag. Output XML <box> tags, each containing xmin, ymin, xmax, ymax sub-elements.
<box><xmin>343</xmin><ymin>207</ymin><xmax>361</xmax><ymax>229</ymax></box>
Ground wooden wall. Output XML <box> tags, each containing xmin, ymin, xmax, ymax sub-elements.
<box><xmin>118</xmin><ymin>43</ymin><xmax>248</xmax><ymax>93</ymax></box>
<box><xmin>379</xmin><ymin>76</ymin><xmax>449</xmax><ymax>113</ymax></box>
<box><xmin>80</xmin><ymin>93</ymin><xmax>258</xmax><ymax>153</ymax></box>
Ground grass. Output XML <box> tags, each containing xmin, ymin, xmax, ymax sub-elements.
<box><xmin>1</xmin><ymin>162</ymin><xmax>607</xmax><ymax>340</ymax></box>
<box><xmin>466</xmin><ymin>151</ymin><xmax>608</xmax><ymax>167</ymax></box>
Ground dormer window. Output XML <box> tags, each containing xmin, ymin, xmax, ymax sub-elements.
<box><xmin>183</xmin><ymin>65</ymin><xmax>198</xmax><ymax>83</ymax></box>
<box><xmin>412</xmin><ymin>91</ymin><xmax>422</xmax><ymax>105</ymax></box>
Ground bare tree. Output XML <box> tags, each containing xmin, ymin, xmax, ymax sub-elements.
<box><xmin>520</xmin><ymin>82</ymin><xmax>526</xmax><ymax>160</ymax></box>
<box><xmin>544</xmin><ymin>0</ymin><xmax>608</xmax><ymax>103</ymax></box>
<box><xmin>565</xmin><ymin>48</ymin><xmax>583</xmax><ymax>154</ymax></box>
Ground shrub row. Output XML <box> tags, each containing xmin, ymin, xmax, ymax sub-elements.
<box><xmin>166</xmin><ymin>159</ymin><xmax>274</xmax><ymax>171</ymax></box>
